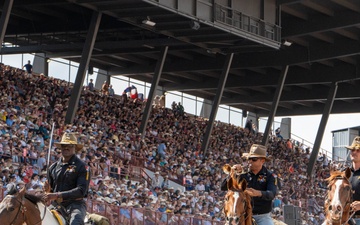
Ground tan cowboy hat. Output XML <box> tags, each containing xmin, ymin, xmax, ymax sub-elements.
<box><xmin>242</xmin><ymin>144</ymin><xmax>271</xmax><ymax>161</ymax></box>
<box><xmin>346</xmin><ymin>136</ymin><xmax>360</xmax><ymax>150</ymax></box>
<box><xmin>54</xmin><ymin>133</ymin><xmax>83</xmax><ymax>151</ymax></box>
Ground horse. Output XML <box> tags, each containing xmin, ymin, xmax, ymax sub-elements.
<box><xmin>223</xmin><ymin>164</ymin><xmax>253</xmax><ymax>225</ymax></box>
<box><xmin>323</xmin><ymin>167</ymin><xmax>353</xmax><ymax>225</ymax></box>
<box><xmin>0</xmin><ymin>187</ymin><xmax>62</xmax><ymax>225</ymax></box>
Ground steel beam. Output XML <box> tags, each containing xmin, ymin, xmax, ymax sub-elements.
<box><xmin>262</xmin><ymin>66</ymin><xmax>288</xmax><ymax>145</ymax></box>
<box><xmin>307</xmin><ymin>82</ymin><xmax>338</xmax><ymax>176</ymax></box>
<box><xmin>65</xmin><ymin>11</ymin><xmax>102</xmax><ymax>124</ymax></box>
<box><xmin>139</xmin><ymin>46</ymin><xmax>168</xmax><ymax>138</ymax></box>
<box><xmin>0</xmin><ymin>0</ymin><xmax>14</xmax><ymax>47</ymax></box>
<box><xmin>201</xmin><ymin>53</ymin><xmax>234</xmax><ymax>154</ymax></box>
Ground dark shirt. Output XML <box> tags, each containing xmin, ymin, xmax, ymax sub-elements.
<box><xmin>350</xmin><ymin>167</ymin><xmax>360</xmax><ymax>215</ymax></box>
<box><xmin>23</xmin><ymin>64</ymin><xmax>32</xmax><ymax>73</ymax></box>
<box><xmin>221</xmin><ymin>166</ymin><xmax>277</xmax><ymax>214</ymax></box>
<box><xmin>48</xmin><ymin>155</ymin><xmax>90</xmax><ymax>206</ymax></box>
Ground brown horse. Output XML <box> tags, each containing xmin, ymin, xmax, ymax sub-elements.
<box><xmin>0</xmin><ymin>187</ymin><xmax>60</xmax><ymax>225</ymax></box>
<box><xmin>324</xmin><ymin>167</ymin><xmax>353</xmax><ymax>225</ymax></box>
<box><xmin>223</xmin><ymin>164</ymin><xmax>253</xmax><ymax>225</ymax></box>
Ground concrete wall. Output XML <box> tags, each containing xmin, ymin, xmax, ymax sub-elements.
<box><xmin>280</xmin><ymin>118</ymin><xmax>291</xmax><ymax>140</ymax></box>
<box><xmin>200</xmin><ymin>99</ymin><xmax>212</xmax><ymax>119</ymax></box>
<box><xmin>145</xmin><ymin>169</ymin><xmax>186</xmax><ymax>192</ymax></box>
<box><xmin>33</xmin><ymin>53</ymin><xmax>46</xmax><ymax>75</ymax></box>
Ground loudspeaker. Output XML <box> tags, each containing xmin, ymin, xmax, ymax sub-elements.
<box><xmin>88</xmin><ymin>66</ymin><xmax>93</xmax><ymax>75</ymax></box>
<box><xmin>243</xmin><ymin>110</ymin><xmax>248</xmax><ymax>118</ymax></box>
<box><xmin>190</xmin><ymin>21</ymin><xmax>200</xmax><ymax>30</ymax></box>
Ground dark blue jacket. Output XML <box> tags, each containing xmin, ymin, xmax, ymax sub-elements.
<box><xmin>48</xmin><ymin>155</ymin><xmax>90</xmax><ymax>206</ymax></box>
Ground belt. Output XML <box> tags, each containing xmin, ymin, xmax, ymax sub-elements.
<box><xmin>57</xmin><ymin>198</ymin><xmax>84</xmax><ymax>203</ymax></box>
<box><xmin>253</xmin><ymin>212</ymin><xmax>271</xmax><ymax>216</ymax></box>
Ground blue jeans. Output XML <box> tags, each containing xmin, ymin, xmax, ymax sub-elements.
<box><xmin>355</xmin><ymin>218</ymin><xmax>360</xmax><ymax>225</ymax></box>
<box><xmin>66</xmin><ymin>201</ymin><xmax>87</xmax><ymax>225</ymax></box>
<box><xmin>253</xmin><ymin>213</ymin><xmax>274</xmax><ymax>225</ymax></box>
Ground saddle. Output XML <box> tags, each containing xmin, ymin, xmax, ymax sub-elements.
<box><xmin>49</xmin><ymin>202</ymin><xmax>96</xmax><ymax>225</ymax></box>
<box><xmin>49</xmin><ymin>202</ymin><xmax>70</xmax><ymax>225</ymax></box>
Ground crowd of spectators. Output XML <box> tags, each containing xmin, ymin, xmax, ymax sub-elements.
<box><xmin>0</xmin><ymin>63</ymin><xmax>341</xmax><ymax>225</ymax></box>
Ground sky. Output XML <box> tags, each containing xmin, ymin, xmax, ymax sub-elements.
<box><xmin>2</xmin><ymin>53</ymin><xmax>359</xmax><ymax>159</ymax></box>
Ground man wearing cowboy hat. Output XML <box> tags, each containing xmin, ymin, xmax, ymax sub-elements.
<box><xmin>345</xmin><ymin>136</ymin><xmax>360</xmax><ymax>225</ymax></box>
<box><xmin>44</xmin><ymin>133</ymin><xmax>90</xmax><ymax>225</ymax></box>
<box><xmin>221</xmin><ymin>144</ymin><xmax>277</xmax><ymax>225</ymax></box>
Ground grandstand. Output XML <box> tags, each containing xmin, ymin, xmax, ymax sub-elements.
<box><xmin>1</xmin><ymin>1</ymin><xmax>360</xmax><ymax>225</ymax></box>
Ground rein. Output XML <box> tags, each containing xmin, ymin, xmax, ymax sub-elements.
<box><xmin>8</xmin><ymin>196</ymin><xmax>25</xmax><ymax>225</ymax></box>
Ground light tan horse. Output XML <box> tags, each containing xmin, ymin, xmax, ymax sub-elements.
<box><xmin>223</xmin><ymin>164</ymin><xmax>253</xmax><ymax>225</ymax></box>
<box><xmin>323</xmin><ymin>167</ymin><xmax>353</xmax><ymax>225</ymax></box>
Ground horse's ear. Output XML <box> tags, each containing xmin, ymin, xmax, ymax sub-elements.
<box><xmin>345</xmin><ymin>167</ymin><xmax>352</xmax><ymax>179</ymax></box>
<box><xmin>223</xmin><ymin>164</ymin><xmax>231</xmax><ymax>174</ymax></box>
<box><xmin>240</xmin><ymin>179</ymin><xmax>247</xmax><ymax>191</ymax></box>
<box><xmin>19</xmin><ymin>187</ymin><xmax>26</xmax><ymax>196</ymax></box>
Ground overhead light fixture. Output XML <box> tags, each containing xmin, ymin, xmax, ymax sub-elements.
<box><xmin>190</xmin><ymin>20</ymin><xmax>200</xmax><ymax>30</ymax></box>
<box><xmin>142</xmin><ymin>16</ymin><xmax>156</xmax><ymax>27</ymax></box>
<box><xmin>142</xmin><ymin>44</ymin><xmax>154</xmax><ymax>49</ymax></box>
<box><xmin>283</xmin><ymin>40</ymin><xmax>292</xmax><ymax>47</ymax></box>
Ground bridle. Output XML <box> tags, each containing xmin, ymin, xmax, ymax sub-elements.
<box><xmin>8</xmin><ymin>195</ymin><xmax>47</xmax><ymax>225</ymax></box>
<box><xmin>224</xmin><ymin>187</ymin><xmax>250</xmax><ymax>225</ymax></box>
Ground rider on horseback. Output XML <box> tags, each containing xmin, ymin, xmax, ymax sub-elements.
<box><xmin>221</xmin><ymin>144</ymin><xmax>277</xmax><ymax>225</ymax></box>
<box><xmin>44</xmin><ymin>133</ymin><xmax>91</xmax><ymax>225</ymax></box>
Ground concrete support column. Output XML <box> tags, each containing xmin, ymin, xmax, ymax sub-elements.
<box><xmin>139</xmin><ymin>46</ymin><xmax>168</xmax><ymax>138</ymax></box>
<box><xmin>0</xmin><ymin>0</ymin><xmax>14</xmax><ymax>47</ymax></box>
<box><xmin>262</xmin><ymin>65</ymin><xmax>288</xmax><ymax>145</ymax></box>
<box><xmin>307</xmin><ymin>82</ymin><xmax>338</xmax><ymax>176</ymax></box>
<box><xmin>65</xmin><ymin>11</ymin><xmax>102</xmax><ymax>124</ymax></box>
<box><xmin>201</xmin><ymin>53</ymin><xmax>234</xmax><ymax>155</ymax></box>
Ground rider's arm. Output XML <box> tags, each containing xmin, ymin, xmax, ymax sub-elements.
<box><xmin>260</xmin><ymin>173</ymin><xmax>277</xmax><ymax>201</ymax></box>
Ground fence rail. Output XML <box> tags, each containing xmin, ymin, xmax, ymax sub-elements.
<box><xmin>0</xmin><ymin>189</ymin><xmax>224</xmax><ymax>225</ymax></box>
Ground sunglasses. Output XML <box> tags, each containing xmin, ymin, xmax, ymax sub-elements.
<box><xmin>60</xmin><ymin>144</ymin><xmax>75</xmax><ymax>148</ymax></box>
<box><xmin>249</xmin><ymin>157</ymin><xmax>261</xmax><ymax>162</ymax></box>
<box><xmin>351</xmin><ymin>149</ymin><xmax>360</xmax><ymax>153</ymax></box>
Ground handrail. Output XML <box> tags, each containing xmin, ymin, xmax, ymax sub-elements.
<box><xmin>290</xmin><ymin>133</ymin><xmax>344</xmax><ymax>162</ymax></box>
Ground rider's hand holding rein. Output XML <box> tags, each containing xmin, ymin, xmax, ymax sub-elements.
<box><xmin>245</xmin><ymin>188</ymin><xmax>262</xmax><ymax>197</ymax></box>
<box><xmin>351</xmin><ymin>201</ymin><xmax>360</xmax><ymax>211</ymax></box>
<box><xmin>44</xmin><ymin>192</ymin><xmax>61</xmax><ymax>202</ymax></box>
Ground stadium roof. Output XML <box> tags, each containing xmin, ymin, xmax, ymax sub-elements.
<box><xmin>2</xmin><ymin>0</ymin><xmax>360</xmax><ymax>117</ymax></box>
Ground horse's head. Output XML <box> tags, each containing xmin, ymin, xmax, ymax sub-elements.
<box><xmin>223</xmin><ymin>164</ymin><xmax>252</xmax><ymax>225</ymax></box>
<box><xmin>0</xmin><ymin>187</ymin><xmax>45</xmax><ymax>225</ymax></box>
<box><xmin>0</xmin><ymin>187</ymin><xmax>26</xmax><ymax>225</ymax></box>
<box><xmin>325</xmin><ymin>167</ymin><xmax>352</xmax><ymax>224</ymax></box>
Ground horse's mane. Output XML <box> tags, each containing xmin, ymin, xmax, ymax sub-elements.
<box><xmin>9</xmin><ymin>187</ymin><xmax>44</xmax><ymax>205</ymax></box>
<box><xmin>326</xmin><ymin>170</ymin><xmax>347</xmax><ymax>186</ymax></box>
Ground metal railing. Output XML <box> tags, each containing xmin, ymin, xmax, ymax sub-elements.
<box><xmin>214</xmin><ymin>4</ymin><xmax>281</xmax><ymax>42</ymax></box>
<box><xmin>0</xmin><ymin>189</ymin><xmax>224</xmax><ymax>225</ymax></box>
<box><xmin>87</xmin><ymin>200</ymin><xmax>224</xmax><ymax>225</ymax></box>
